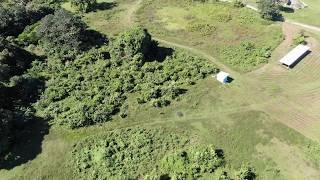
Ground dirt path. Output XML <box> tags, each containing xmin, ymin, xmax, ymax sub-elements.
<box><xmin>124</xmin><ymin>0</ymin><xmax>143</xmax><ymax>25</ymax></box>
<box><xmin>154</xmin><ymin>38</ymin><xmax>239</xmax><ymax>77</ymax></box>
<box><xmin>286</xmin><ymin>20</ymin><xmax>320</xmax><ymax>33</ymax></box>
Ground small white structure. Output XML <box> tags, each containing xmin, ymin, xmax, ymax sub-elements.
<box><xmin>280</xmin><ymin>44</ymin><xmax>310</xmax><ymax>68</ymax></box>
<box><xmin>216</xmin><ymin>71</ymin><xmax>230</xmax><ymax>84</ymax></box>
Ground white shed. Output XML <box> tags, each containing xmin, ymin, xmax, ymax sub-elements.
<box><xmin>280</xmin><ymin>44</ymin><xmax>310</xmax><ymax>68</ymax></box>
<box><xmin>216</xmin><ymin>71</ymin><xmax>230</xmax><ymax>84</ymax></box>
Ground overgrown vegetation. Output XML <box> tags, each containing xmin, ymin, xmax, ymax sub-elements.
<box><xmin>70</xmin><ymin>128</ymin><xmax>189</xmax><ymax>179</ymax></box>
<box><xmin>33</xmin><ymin>26</ymin><xmax>217</xmax><ymax>128</ymax></box>
<box><xmin>71</xmin><ymin>127</ymin><xmax>256</xmax><ymax>179</ymax></box>
<box><xmin>219</xmin><ymin>41</ymin><xmax>273</xmax><ymax>72</ymax></box>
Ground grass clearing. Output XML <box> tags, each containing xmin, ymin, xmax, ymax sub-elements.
<box><xmin>137</xmin><ymin>0</ymin><xmax>283</xmax><ymax>72</ymax></box>
<box><xmin>283</xmin><ymin>0</ymin><xmax>320</xmax><ymax>27</ymax></box>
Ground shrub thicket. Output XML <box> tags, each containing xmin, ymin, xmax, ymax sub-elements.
<box><xmin>70</xmin><ymin>128</ymin><xmax>189</xmax><ymax>179</ymax></box>
<box><xmin>219</xmin><ymin>41</ymin><xmax>272</xmax><ymax>72</ymax></box>
<box><xmin>158</xmin><ymin>145</ymin><xmax>225</xmax><ymax>179</ymax></box>
<box><xmin>33</xmin><ymin>27</ymin><xmax>217</xmax><ymax>128</ymax></box>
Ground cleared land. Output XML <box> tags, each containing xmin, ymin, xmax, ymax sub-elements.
<box><xmin>136</xmin><ymin>0</ymin><xmax>283</xmax><ymax>72</ymax></box>
<box><xmin>1</xmin><ymin>0</ymin><xmax>320</xmax><ymax>179</ymax></box>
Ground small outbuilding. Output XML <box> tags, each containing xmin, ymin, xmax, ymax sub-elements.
<box><xmin>280</xmin><ymin>44</ymin><xmax>310</xmax><ymax>68</ymax></box>
<box><xmin>216</xmin><ymin>71</ymin><xmax>230</xmax><ymax>84</ymax></box>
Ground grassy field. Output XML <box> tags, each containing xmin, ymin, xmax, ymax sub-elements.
<box><xmin>244</xmin><ymin>0</ymin><xmax>320</xmax><ymax>27</ymax></box>
<box><xmin>136</xmin><ymin>0</ymin><xmax>283</xmax><ymax>72</ymax></box>
<box><xmin>282</xmin><ymin>0</ymin><xmax>320</xmax><ymax>27</ymax></box>
<box><xmin>1</xmin><ymin>0</ymin><xmax>320</xmax><ymax>179</ymax></box>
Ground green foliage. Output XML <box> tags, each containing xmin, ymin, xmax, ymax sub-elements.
<box><xmin>36</xmin><ymin>9</ymin><xmax>88</xmax><ymax>59</ymax></box>
<box><xmin>70</xmin><ymin>128</ymin><xmax>188</xmax><ymax>179</ymax></box>
<box><xmin>219</xmin><ymin>41</ymin><xmax>272</xmax><ymax>72</ymax></box>
<box><xmin>17</xmin><ymin>22</ymin><xmax>40</xmax><ymax>45</ymax></box>
<box><xmin>33</xmin><ymin>27</ymin><xmax>217</xmax><ymax>128</ymax></box>
<box><xmin>293</xmin><ymin>31</ymin><xmax>307</xmax><ymax>46</ymax></box>
<box><xmin>258</xmin><ymin>0</ymin><xmax>281</xmax><ymax>21</ymax></box>
<box><xmin>110</xmin><ymin>26</ymin><xmax>152</xmax><ymax>60</ymax></box>
<box><xmin>159</xmin><ymin>145</ymin><xmax>225</xmax><ymax>179</ymax></box>
<box><xmin>70</xmin><ymin>0</ymin><xmax>97</xmax><ymax>13</ymax></box>
<box><xmin>236</xmin><ymin>166</ymin><xmax>256</xmax><ymax>180</ymax></box>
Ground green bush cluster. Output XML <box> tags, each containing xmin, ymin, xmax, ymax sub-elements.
<box><xmin>293</xmin><ymin>31</ymin><xmax>307</xmax><ymax>46</ymax></box>
<box><xmin>70</xmin><ymin>128</ymin><xmax>189</xmax><ymax>179</ymax></box>
<box><xmin>258</xmin><ymin>0</ymin><xmax>281</xmax><ymax>21</ymax></box>
<box><xmin>219</xmin><ymin>41</ymin><xmax>272</xmax><ymax>72</ymax></box>
<box><xmin>158</xmin><ymin>145</ymin><xmax>224</xmax><ymax>179</ymax></box>
<box><xmin>70</xmin><ymin>0</ymin><xmax>97</xmax><ymax>13</ymax></box>
<box><xmin>187</xmin><ymin>22</ymin><xmax>216</xmax><ymax>36</ymax></box>
<box><xmin>33</xmin><ymin>27</ymin><xmax>217</xmax><ymax>128</ymax></box>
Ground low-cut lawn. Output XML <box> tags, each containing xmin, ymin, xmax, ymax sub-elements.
<box><xmin>282</xmin><ymin>0</ymin><xmax>320</xmax><ymax>27</ymax></box>
<box><xmin>136</xmin><ymin>0</ymin><xmax>283</xmax><ymax>72</ymax></box>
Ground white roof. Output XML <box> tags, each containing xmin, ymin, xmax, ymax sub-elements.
<box><xmin>217</xmin><ymin>71</ymin><xmax>229</xmax><ymax>79</ymax></box>
<box><xmin>280</xmin><ymin>44</ymin><xmax>310</xmax><ymax>66</ymax></box>
<box><xmin>216</xmin><ymin>71</ymin><xmax>230</xmax><ymax>83</ymax></box>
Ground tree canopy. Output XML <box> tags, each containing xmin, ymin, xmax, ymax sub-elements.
<box><xmin>258</xmin><ymin>0</ymin><xmax>281</xmax><ymax>21</ymax></box>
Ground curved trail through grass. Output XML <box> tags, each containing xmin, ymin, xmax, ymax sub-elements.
<box><xmin>154</xmin><ymin>38</ymin><xmax>239</xmax><ymax>77</ymax></box>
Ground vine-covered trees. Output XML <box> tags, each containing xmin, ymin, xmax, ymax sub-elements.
<box><xmin>258</xmin><ymin>0</ymin><xmax>281</xmax><ymax>21</ymax></box>
<box><xmin>70</xmin><ymin>0</ymin><xmax>97</xmax><ymax>13</ymax></box>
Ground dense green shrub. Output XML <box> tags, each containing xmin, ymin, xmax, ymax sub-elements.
<box><xmin>70</xmin><ymin>0</ymin><xmax>97</xmax><ymax>13</ymax></box>
<box><xmin>159</xmin><ymin>145</ymin><xmax>225</xmax><ymax>179</ymax></box>
<box><xmin>110</xmin><ymin>26</ymin><xmax>152</xmax><ymax>61</ymax></box>
<box><xmin>236</xmin><ymin>166</ymin><xmax>256</xmax><ymax>180</ymax></box>
<box><xmin>293</xmin><ymin>31</ymin><xmax>307</xmax><ymax>46</ymax></box>
<box><xmin>258</xmin><ymin>0</ymin><xmax>281</xmax><ymax>21</ymax></box>
<box><xmin>70</xmin><ymin>128</ymin><xmax>189</xmax><ymax>179</ymax></box>
<box><xmin>33</xmin><ymin>27</ymin><xmax>218</xmax><ymax>128</ymax></box>
<box><xmin>219</xmin><ymin>41</ymin><xmax>272</xmax><ymax>72</ymax></box>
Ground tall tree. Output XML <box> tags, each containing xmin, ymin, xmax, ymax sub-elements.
<box><xmin>36</xmin><ymin>9</ymin><xmax>87</xmax><ymax>59</ymax></box>
<box><xmin>258</xmin><ymin>0</ymin><xmax>281</xmax><ymax>21</ymax></box>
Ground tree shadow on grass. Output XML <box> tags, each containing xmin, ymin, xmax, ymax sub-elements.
<box><xmin>279</xmin><ymin>6</ymin><xmax>295</xmax><ymax>13</ymax></box>
<box><xmin>146</xmin><ymin>41</ymin><xmax>174</xmax><ymax>62</ymax></box>
<box><xmin>0</xmin><ymin>117</ymin><xmax>49</xmax><ymax>170</ymax></box>
<box><xmin>93</xmin><ymin>2</ymin><xmax>117</xmax><ymax>12</ymax></box>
